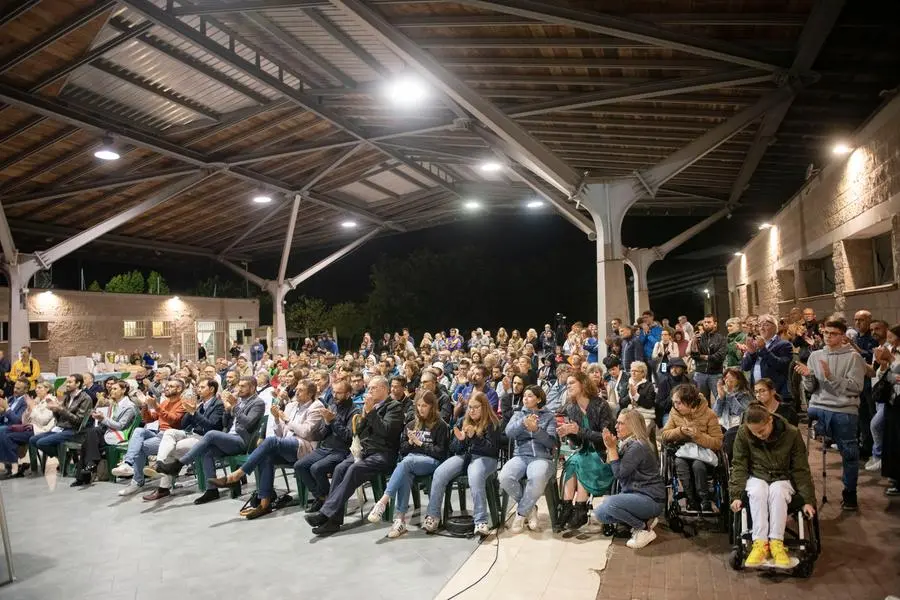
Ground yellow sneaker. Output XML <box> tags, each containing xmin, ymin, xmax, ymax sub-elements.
<box><xmin>744</xmin><ymin>539</ymin><xmax>769</xmax><ymax>567</ymax></box>
<box><xmin>768</xmin><ymin>539</ymin><xmax>791</xmax><ymax>568</ymax></box>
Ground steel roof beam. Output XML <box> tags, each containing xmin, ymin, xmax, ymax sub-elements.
<box><xmin>286</xmin><ymin>226</ymin><xmax>382</xmax><ymax>289</ymax></box>
<box><xmin>0</xmin><ymin>0</ymin><xmax>41</xmax><ymax>28</ymax></box>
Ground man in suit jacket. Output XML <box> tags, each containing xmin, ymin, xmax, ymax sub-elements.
<box><xmin>158</xmin><ymin>376</ymin><xmax>264</xmax><ymax>504</ymax></box>
<box><xmin>740</xmin><ymin>314</ymin><xmax>794</xmax><ymax>401</ymax></box>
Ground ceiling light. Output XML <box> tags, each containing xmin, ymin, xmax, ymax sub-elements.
<box><xmin>832</xmin><ymin>142</ymin><xmax>853</xmax><ymax>155</ymax></box>
<box><xmin>733</xmin><ymin>251</ymin><xmax>744</xmax><ymax>257</ymax></box>
<box><xmin>463</xmin><ymin>200</ymin><xmax>481</xmax><ymax>211</ymax></box>
<box><xmin>526</xmin><ymin>200</ymin><xmax>544</xmax><ymax>209</ymax></box>
<box><xmin>479</xmin><ymin>161</ymin><xmax>502</xmax><ymax>173</ymax></box>
<box><xmin>340</xmin><ymin>220</ymin><xmax>357</xmax><ymax>228</ymax></box>
<box><xmin>758</xmin><ymin>222</ymin><xmax>772</xmax><ymax>230</ymax></box>
<box><xmin>94</xmin><ymin>135</ymin><xmax>120</xmax><ymax>161</ymax></box>
<box><xmin>703</xmin><ymin>288</ymin><xmax>710</xmax><ymax>294</ymax></box>
<box><xmin>384</xmin><ymin>76</ymin><xmax>428</xmax><ymax>107</ymax></box>
<box><xmin>252</xmin><ymin>195</ymin><xmax>273</xmax><ymax>204</ymax></box>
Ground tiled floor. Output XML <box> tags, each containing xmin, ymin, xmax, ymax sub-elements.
<box><xmin>435</xmin><ymin>498</ymin><xmax>611</xmax><ymax>600</ymax></box>
<box><xmin>595</xmin><ymin>440</ymin><xmax>900</xmax><ymax>600</ymax></box>
<box><xmin>0</xmin><ymin>464</ymin><xmax>479</xmax><ymax>600</ymax></box>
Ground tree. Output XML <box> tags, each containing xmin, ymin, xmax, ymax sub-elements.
<box><xmin>192</xmin><ymin>275</ymin><xmax>242</xmax><ymax>298</ymax></box>
<box><xmin>285</xmin><ymin>296</ymin><xmax>328</xmax><ymax>337</ymax></box>
<box><xmin>146</xmin><ymin>271</ymin><xmax>170</xmax><ymax>295</ymax></box>
<box><xmin>105</xmin><ymin>270</ymin><xmax>145</xmax><ymax>294</ymax></box>
<box><xmin>87</xmin><ymin>280</ymin><xmax>102</xmax><ymax>292</ymax></box>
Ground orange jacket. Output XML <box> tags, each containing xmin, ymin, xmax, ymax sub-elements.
<box><xmin>141</xmin><ymin>396</ymin><xmax>185</xmax><ymax>432</ymax></box>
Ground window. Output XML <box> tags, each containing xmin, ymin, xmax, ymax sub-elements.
<box><xmin>29</xmin><ymin>322</ymin><xmax>48</xmax><ymax>341</ymax></box>
<box><xmin>124</xmin><ymin>320</ymin><xmax>145</xmax><ymax>338</ymax></box>
<box><xmin>228</xmin><ymin>322</ymin><xmax>247</xmax><ymax>345</ymax></box>
<box><xmin>872</xmin><ymin>232</ymin><xmax>895</xmax><ymax>285</ymax></box>
<box><xmin>800</xmin><ymin>256</ymin><xmax>835</xmax><ymax>296</ymax></box>
<box><xmin>151</xmin><ymin>320</ymin><xmax>172</xmax><ymax>338</ymax></box>
<box><xmin>0</xmin><ymin>322</ymin><xmax>7</xmax><ymax>343</ymax></box>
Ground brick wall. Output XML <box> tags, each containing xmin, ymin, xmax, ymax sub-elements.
<box><xmin>727</xmin><ymin>92</ymin><xmax>900</xmax><ymax>324</ymax></box>
<box><xmin>0</xmin><ymin>288</ymin><xmax>259</xmax><ymax>370</ymax></box>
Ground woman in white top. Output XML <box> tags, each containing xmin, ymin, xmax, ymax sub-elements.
<box><xmin>652</xmin><ymin>329</ymin><xmax>680</xmax><ymax>376</ymax></box>
<box><xmin>0</xmin><ymin>381</ymin><xmax>57</xmax><ymax>477</ymax></box>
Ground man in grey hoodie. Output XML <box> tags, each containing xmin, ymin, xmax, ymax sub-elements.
<box><xmin>797</xmin><ymin>318</ymin><xmax>866</xmax><ymax>511</ymax></box>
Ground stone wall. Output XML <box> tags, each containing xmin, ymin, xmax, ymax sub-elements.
<box><xmin>727</xmin><ymin>92</ymin><xmax>900</xmax><ymax>324</ymax></box>
<box><xmin>0</xmin><ymin>288</ymin><xmax>259</xmax><ymax>370</ymax></box>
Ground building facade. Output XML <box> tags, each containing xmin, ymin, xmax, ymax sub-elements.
<box><xmin>727</xmin><ymin>92</ymin><xmax>900</xmax><ymax>324</ymax></box>
<box><xmin>0</xmin><ymin>288</ymin><xmax>259</xmax><ymax>370</ymax></box>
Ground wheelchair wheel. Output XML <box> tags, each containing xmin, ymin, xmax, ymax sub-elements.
<box><xmin>793</xmin><ymin>558</ymin><xmax>814</xmax><ymax>578</ymax></box>
<box><xmin>729</xmin><ymin>549</ymin><xmax>744</xmax><ymax>571</ymax></box>
<box><xmin>667</xmin><ymin>503</ymin><xmax>684</xmax><ymax>534</ymax></box>
<box><xmin>602</xmin><ymin>523</ymin><xmax>616</xmax><ymax>537</ymax></box>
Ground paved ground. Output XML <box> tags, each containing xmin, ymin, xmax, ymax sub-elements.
<box><xmin>0</xmin><ymin>467</ymin><xmax>478</xmax><ymax>600</ymax></box>
<box><xmin>595</xmin><ymin>441</ymin><xmax>900</xmax><ymax>600</ymax></box>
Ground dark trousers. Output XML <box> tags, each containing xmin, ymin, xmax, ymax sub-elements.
<box><xmin>320</xmin><ymin>452</ymin><xmax>395</xmax><ymax>522</ymax></box>
<box><xmin>675</xmin><ymin>457</ymin><xmax>709</xmax><ymax>503</ymax></box>
<box><xmin>77</xmin><ymin>427</ymin><xmax>106</xmax><ymax>470</ymax></box>
<box><xmin>29</xmin><ymin>430</ymin><xmax>74</xmax><ymax>456</ymax></box>
<box><xmin>0</xmin><ymin>428</ymin><xmax>33</xmax><ymax>464</ymax></box>
<box><xmin>294</xmin><ymin>447</ymin><xmax>349</xmax><ymax>500</ymax></box>
<box><xmin>859</xmin><ymin>390</ymin><xmax>875</xmax><ymax>459</ymax></box>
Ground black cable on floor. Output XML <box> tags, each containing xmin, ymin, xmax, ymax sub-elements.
<box><xmin>443</xmin><ymin>511</ymin><xmax>512</xmax><ymax>599</ymax></box>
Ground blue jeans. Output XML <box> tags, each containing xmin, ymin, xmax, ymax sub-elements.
<box><xmin>29</xmin><ymin>430</ymin><xmax>75</xmax><ymax>456</ymax></box>
<box><xmin>498</xmin><ymin>455</ymin><xmax>554</xmax><ymax>515</ymax></box>
<box><xmin>180</xmin><ymin>430</ymin><xmax>246</xmax><ymax>482</ymax></box>
<box><xmin>808</xmin><ymin>406</ymin><xmax>859</xmax><ymax>492</ymax></box>
<box><xmin>595</xmin><ymin>492</ymin><xmax>663</xmax><ymax>530</ymax></box>
<box><xmin>426</xmin><ymin>454</ymin><xmax>498</xmax><ymax>525</ymax></box>
<box><xmin>384</xmin><ymin>453</ymin><xmax>441</xmax><ymax>515</ymax></box>
<box><xmin>240</xmin><ymin>436</ymin><xmax>298</xmax><ymax>500</ymax></box>
<box><xmin>123</xmin><ymin>427</ymin><xmax>162</xmax><ymax>485</ymax></box>
<box><xmin>872</xmin><ymin>402</ymin><xmax>886</xmax><ymax>459</ymax></box>
<box><xmin>295</xmin><ymin>447</ymin><xmax>348</xmax><ymax>500</ymax></box>
<box><xmin>0</xmin><ymin>428</ymin><xmax>33</xmax><ymax>463</ymax></box>
<box><xmin>693</xmin><ymin>372</ymin><xmax>722</xmax><ymax>406</ymax></box>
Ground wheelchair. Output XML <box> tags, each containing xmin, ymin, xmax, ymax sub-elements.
<box><xmin>659</xmin><ymin>442</ymin><xmax>730</xmax><ymax>535</ymax></box>
<box><xmin>729</xmin><ymin>490</ymin><xmax>821</xmax><ymax>578</ymax></box>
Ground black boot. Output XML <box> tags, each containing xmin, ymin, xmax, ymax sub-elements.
<box><xmin>568</xmin><ymin>501</ymin><xmax>589</xmax><ymax>530</ymax></box>
<box><xmin>558</xmin><ymin>501</ymin><xmax>574</xmax><ymax>529</ymax></box>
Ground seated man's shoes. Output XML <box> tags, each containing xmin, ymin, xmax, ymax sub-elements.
<box><xmin>193</xmin><ymin>489</ymin><xmax>220</xmax><ymax>505</ymax></box>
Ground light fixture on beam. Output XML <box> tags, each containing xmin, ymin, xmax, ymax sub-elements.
<box><xmin>384</xmin><ymin>76</ymin><xmax>428</xmax><ymax>107</ymax></box>
<box><xmin>252</xmin><ymin>194</ymin><xmax>273</xmax><ymax>204</ymax></box>
<box><xmin>463</xmin><ymin>200</ymin><xmax>482</xmax><ymax>211</ymax></box>
<box><xmin>758</xmin><ymin>222</ymin><xmax>772</xmax><ymax>230</ymax></box>
<box><xmin>340</xmin><ymin>220</ymin><xmax>357</xmax><ymax>229</ymax></box>
<box><xmin>94</xmin><ymin>135</ymin><xmax>120</xmax><ymax>161</ymax></box>
<box><xmin>526</xmin><ymin>200</ymin><xmax>544</xmax><ymax>209</ymax></box>
<box><xmin>733</xmin><ymin>251</ymin><xmax>744</xmax><ymax>257</ymax></box>
<box><xmin>832</xmin><ymin>142</ymin><xmax>853</xmax><ymax>155</ymax></box>
<box><xmin>479</xmin><ymin>161</ymin><xmax>502</xmax><ymax>173</ymax></box>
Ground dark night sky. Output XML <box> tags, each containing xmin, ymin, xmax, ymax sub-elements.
<box><xmin>36</xmin><ymin>209</ymin><xmax>756</xmax><ymax>332</ymax></box>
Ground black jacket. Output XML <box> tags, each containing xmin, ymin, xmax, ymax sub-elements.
<box><xmin>619</xmin><ymin>380</ymin><xmax>656</xmax><ymax>414</ymax></box>
<box><xmin>655</xmin><ymin>373</ymin><xmax>691</xmax><ymax>426</ymax></box>
<box><xmin>690</xmin><ymin>332</ymin><xmax>727</xmax><ymax>374</ymax></box>
<box><xmin>57</xmin><ymin>390</ymin><xmax>93</xmax><ymax>431</ymax></box>
<box><xmin>500</xmin><ymin>391</ymin><xmax>523</xmax><ymax>431</ymax></box>
<box><xmin>620</xmin><ymin>336</ymin><xmax>644</xmax><ymax>373</ymax></box>
<box><xmin>449</xmin><ymin>421</ymin><xmax>501</xmax><ymax>459</ymax></box>
<box><xmin>318</xmin><ymin>399</ymin><xmax>360</xmax><ymax>452</ymax></box>
<box><xmin>359</xmin><ymin>398</ymin><xmax>405</xmax><ymax>458</ymax></box>
<box><xmin>222</xmin><ymin>394</ymin><xmax>265</xmax><ymax>447</ymax></box>
<box><xmin>561</xmin><ymin>399</ymin><xmax>614</xmax><ymax>456</ymax></box>
<box><xmin>436</xmin><ymin>389</ymin><xmax>453</xmax><ymax>424</ymax></box>
<box><xmin>182</xmin><ymin>397</ymin><xmax>224</xmax><ymax>435</ymax></box>
<box><xmin>400</xmin><ymin>419</ymin><xmax>450</xmax><ymax>461</ymax></box>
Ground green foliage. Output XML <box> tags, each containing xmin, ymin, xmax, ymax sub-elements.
<box><xmin>286</xmin><ymin>296</ymin><xmax>328</xmax><ymax>336</ymax></box>
<box><xmin>192</xmin><ymin>275</ymin><xmax>242</xmax><ymax>298</ymax></box>
<box><xmin>87</xmin><ymin>280</ymin><xmax>102</xmax><ymax>292</ymax></box>
<box><xmin>104</xmin><ymin>270</ymin><xmax>145</xmax><ymax>294</ymax></box>
<box><xmin>146</xmin><ymin>271</ymin><xmax>170</xmax><ymax>295</ymax></box>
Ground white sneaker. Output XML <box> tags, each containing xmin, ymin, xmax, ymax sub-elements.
<box><xmin>367</xmin><ymin>501</ymin><xmax>387</xmax><ymax>523</ymax></box>
<box><xmin>526</xmin><ymin>506</ymin><xmax>540</xmax><ymax>531</ymax></box>
<box><xmin>647</xmin><ymin>517</ymin><xmax>659</xmax><ymax>531</ymax></box>
<box><xmin>865</xmin><ymin>457</ymin><xmax>882</xmax><ymax>472</ymax></box>
<box><xmin>387</xmin><ymin>518</ymin><xmax>407</xmax><ymax>538</ymax></box>
<box><xmin>474</xmin><ymin>522</ymin><xmax>491</xmax><ymax>537</ymax></box>
<box><xmin>422</xmin><ymin>515</ymin><xmax>439</xmax><ymax>533</ymax></box>
<box><xmin>510</xmin><ymin>513</ymin><xmax>526</xmax><ymax>534</ymax></box>
<box><xmin>111</xmin><ymin>463</ymin><xmax>134</xmax><ymax>478</ymax></box>
<box><xmin>626</xmin><ymin>528</ymin><xmax>657</xmax><ymax>549</ymax></box>
<box><xmin>118</xmin><ymin>482</ymin><xmax>142</xmax><ymax>497</ymax></box>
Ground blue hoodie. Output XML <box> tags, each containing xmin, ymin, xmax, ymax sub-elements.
<box><xmin>505</xmin><ymin>407</ymin><xmax>557</xmax><ymax>459</ymax></box>
<box><xmin>639</xmin><ymin>324</ymin><xmax>662</xmax><ymax>362</ymax></box>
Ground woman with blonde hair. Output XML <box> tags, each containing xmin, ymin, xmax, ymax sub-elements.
<box><xmin>596</xmin><ymin>409</ymin><xmax>665</xmax><ymax>549</ymax></box>
<box><xmin>496</xmin><ymin>327</ymin><xmax>509</xmax><ymax>349</ymax></box>
<box><xmin>368</xmin><ymin>390</ymin><xmax>449</xmax><ymax>537</ymax></box>
<box><xmin>508</xmin><ymin>329</ymin><xmax>524</xmax><ymax>353</ymax></box>
<box><xmin>424</xmin><ymin>391</ymin><xmax>501</xmax><ymax>536</ymax></box>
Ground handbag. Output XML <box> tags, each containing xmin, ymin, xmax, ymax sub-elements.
<box><xmin>675</xmin><ymin>442</ymin><xmax>719</xmax><ymax>467</ymax></box>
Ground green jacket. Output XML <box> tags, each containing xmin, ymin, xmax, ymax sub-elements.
<box><xmin>725</xmin><ymin>331</ymin><xmax>747</xmax><ymax>368</ymax></box>
<box><xmin>729</xmin><ymin>415</ymin><xmax>815</xmax><ymax>505</ymax></box>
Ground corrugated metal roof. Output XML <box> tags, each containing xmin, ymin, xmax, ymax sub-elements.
<box><xmin>61</xmin><ymin>76</ymin><xmax>197</xmax><ymax>129</ymax></box>
<box><xmin>365</xmin><ymin>170</ymin><xmax>423</xmax><ymax>196</ymax></box>
<box><xmin>336</xmin><ymin>180</ymin><xmax>390</xmax><ymax>203</ymax></box>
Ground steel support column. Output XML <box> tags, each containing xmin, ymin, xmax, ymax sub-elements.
<box><xmin>277</xmin><ymin>195</ymin><xmax>302</xmax><ymax>286</ymax></box>
<box><xmin>286</xmin><ymin>227</ymin><xmax>382</xmax><ymax>289</ymax></box>
<box><xmin>5</xmin><ymin>260</ymin><xmax>38</xmax><ymax>367</ymax></box>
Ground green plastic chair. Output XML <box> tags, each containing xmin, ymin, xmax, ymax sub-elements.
<box><xmin>442</xmin><ymin>471</ymin><xmax>502</xmax><ymax>529</ymax></box>
<box><xmin>104</xmin><ymin>416</ymin><xmax>141</xmax><ymax>479</ymax></box>
<box><xmin>37</xmin><ymin>411</ymin><xmax>92</xmax><ymax>475</ymax></box>
<box><xmin>193</xmin><ymin>416</ymin><xmax>268</xmax><ymax>498</ymax></box>
<box><xmin>499</xmin><ymin>446</ymin><xmax>563</xmax><ymax>532</ymax></box>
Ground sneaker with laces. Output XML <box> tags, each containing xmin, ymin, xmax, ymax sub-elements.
<box><xmin>422</xmin><ymin>515</ymin><xmax>439</xmax><ymax>533</ymax></box>
<box><xmin>744</xmin><ymin>539</ymin><xmax>769</xmax><ymax>567</ymax></box>
<box><xmin>510</xmin><ymin>513</ymin><xmax>526</xmax><ymax>534</ymax></box>
<box><xmin>626</xmin><ymin>528</ymin><xmax>657</xmax><ymax>549</ymax></box>
<box><xmin>367</xmin><ymin>501</ymin><xmax>387</xmax><ymax>523</ymax></box>
<box><xmin>473</xmin><ymin>522</ymin><xmax>491</xmax><ymax>537</ymax></box>
<box><xmin>387</xmin><ymin>518</ymin><xmax>407</xmax><ymax>538</ymax></box>
<box><xmin>865</xmin><ymin>457</ymin><xmax>882</xmax><ymax>472</ymax></box>
<box><xmin>111</xmin><ymin>463</ymin><xmax>134</xmax><ymax>478</ymax></box>
<box><xmin>768</xmin><ymin>539</ymin><xmax>791</xmax><ymax>568</ymax></box>
<box><xmin>526</xmin><ymin>506</ymin><xmax>540</xmax><ymax>531</ymax></box>
<box><xmin>118</xmin><ymin>481</ymin><xmax>142</xmax><ymax>497</ymax></box>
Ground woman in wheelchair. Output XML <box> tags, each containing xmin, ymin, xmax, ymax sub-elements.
<box><xmin>596</xmin><ymin>409</ymin><xmax>665</xmax><ymax>549</ymax></box>
<box><xmin>729</xmin><ymin>404</ymin><xmax>815</xmax><ymax>568</ymax></box>
<box><xmin>368</xmin><ymin>390</ymin><xmax>449</xmax><ymax>538</ymax></box>
<box><xmin>424</xmin><ymin>391</ymin><xmax>501</xmax><ymax>536</ymax></box>
<box><xmin>661</xmin><ymin>384</ymin><xmax>723</xmax><ymax>513</ymax></box>
<box><xmin>557</xmin><ymin>371</ymin><xmax>615</xmax><ymax>530</ymax></box>
<box><xmin>499</xmin><ymin>385</ymin><xmax>558</xmax><ymax>534</ymax></box>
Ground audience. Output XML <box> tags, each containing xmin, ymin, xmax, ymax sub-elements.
<box><xmin>30</xmin><ymin>373</ymin><xmax>92</xmax><ymax>460</ymax></box>
<box><xmin>0</xmin><ymin>380</ymin><xmax>55</xmax><ymax>477</ymax></box>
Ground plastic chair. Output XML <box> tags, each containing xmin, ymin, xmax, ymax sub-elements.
<box><xmin>196</xmin><ymin>416</ymin><xmax>267</xmax><ymax>498</ymax></box>
<box><xmin>442</xmin><ymin>471</ymin><xmax>502</xmax><ymax>529</ymax></box>
<box><xmin>499</xmin><ymin>447</ymin><xmax>563</xmax><ymax>532</ymax></box>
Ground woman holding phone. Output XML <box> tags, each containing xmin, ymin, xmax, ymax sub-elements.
<box><xmin>423</xmin><ymin>391</ymin><xmax>501</xmax><ymax>536</ymax></box>
<box><xmin>367</xmin><ymin>390</ymin><xmax>449</xmax><ymax>538</ymax></box>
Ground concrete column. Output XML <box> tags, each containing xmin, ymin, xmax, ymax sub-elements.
<box><xmin>6</xmin><ymin>262</ymin><xmax>36</xmax><ymax>359</ymax></box>
<box><xmin>624</xmin><ymin>247</ymin><xmax>661</xmax><ymax>319</ymax></box>
<box><xmin>892</xmin><ymin>214</ymin><xmax>900</xmax><ymax>286</ymax></box>
<box><xmin>271</xmin><ymin>284</ymin><xmax>288</xmax><ymax>357</ymax></box>
<box><xmin>584</xmin><ymin>182</ymin><xmax>634</xmax><ymax>344</ymax></box>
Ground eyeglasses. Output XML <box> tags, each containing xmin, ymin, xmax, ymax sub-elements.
<box><xmin>822</xmin><ymin>330</ymin><xmax>842</xmax><ymax>337</ymax></box>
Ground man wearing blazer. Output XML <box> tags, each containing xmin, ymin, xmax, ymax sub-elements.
<box><xmin>740</xmin><ymin>314</ymin><xmax>794</xmax><ymax>402</ymax></box>
<box><xmin>158</xmin><ymin>376</ymin><xmax>264</xmax><ymax>504</ymax></box>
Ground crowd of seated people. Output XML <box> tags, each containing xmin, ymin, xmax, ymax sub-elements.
<box><xmin>2</xmin><ymin>305</ymin><xmax>896</xmax><ymax>565</ymax></box>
